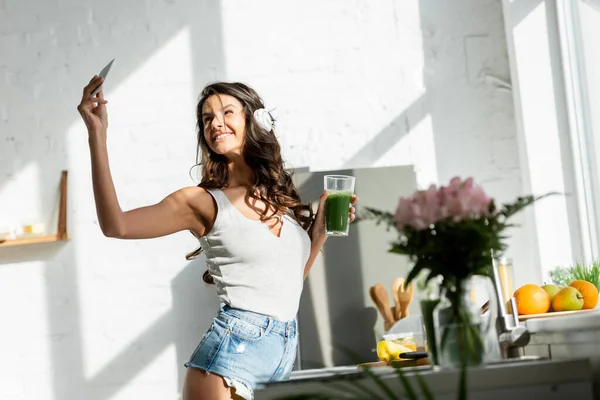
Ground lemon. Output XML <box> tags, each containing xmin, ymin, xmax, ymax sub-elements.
<box><xmin>376</xmin><ymin>340</ymin><xmax>414</xmax><ymax>362</ymax></box>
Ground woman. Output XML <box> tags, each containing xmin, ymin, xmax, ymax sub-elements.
<box><xmin>77</xmin><ymin>76</ymin><xmax>358</xmax><ymax>400</ymax></box>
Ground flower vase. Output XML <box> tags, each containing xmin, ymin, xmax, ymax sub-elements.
<box><xmin>433</xmin><ymin>277</ymin><xmax>486</xmax><ymax>369</ymax></box>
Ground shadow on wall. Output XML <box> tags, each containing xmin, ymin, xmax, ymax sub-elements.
<box><xmin>172</xmin><ymin>259</ymin><xmax>221</xmax><ymax>389</ymax></box>
<box><xmin>582</xmin><ymin>0</ymin><xmax>600</xmax><ymax>12</ymax></box>
<box><xmin>295</xmin><ymin>169</ymin><xmax>366</xmax><ymax>369</ymax></box>
<box><xmin>1</xmin><ymin>0</ymin><xmax>225</xmax><ymax>399</ymax></box>
<box><xmin>340</xmin><ymin>93</ymin><xmax>429</xmax><ymax>170</ymax></box>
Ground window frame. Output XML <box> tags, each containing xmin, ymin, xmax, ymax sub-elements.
<box><xmin>555</xmin><ymin>0</ymin><xmax>600</xmax><ymax>262</ymax></box>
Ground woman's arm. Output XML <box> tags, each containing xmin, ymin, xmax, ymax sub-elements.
<box><xmin>303</xmin><ymin>191</ymin><xmax>358</xmax><ymax>279</ymax></box>
<box><xmin>88</xmin><ymin>133</ymin><xmax>210</xmax><ymax>239</ymax></box>
<box><xmin>78</xmin><ymin>76</ymin><xmax>212</xmax><ymax>239</ymax></box>
<box><xmin>303</xmin><ymin>237</ymin><xmax>326</xmax><ymax>280</ymax></box>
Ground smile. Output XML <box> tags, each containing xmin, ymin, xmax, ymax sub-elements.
<box><xmin>214</xmin><ymin>133</ymin><xmax>233</xmax><ymax>142</ymax></box>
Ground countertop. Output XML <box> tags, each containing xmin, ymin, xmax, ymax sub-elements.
<box><xmin>525</xmin><ymin>309</ymin><xmax>600</xmax><ymax>333</ymax></box>
<box><xmin>256</xmin><ymin>358</ymin><xmax>595</xmax><ymax>399</ymax></box>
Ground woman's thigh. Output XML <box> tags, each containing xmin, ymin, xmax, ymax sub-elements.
<box><xmin>182</xmin><ymin>367</ymin><xmax>236</xmax><ymax>400</ymax></box>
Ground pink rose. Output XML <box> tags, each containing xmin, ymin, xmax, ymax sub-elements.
<box><xmin>393</xmin><ymin>177</ymin><xmax>491</xmax><ymax>231</ymax></box>
<box><xmin>393</xmin><ymin>197</ymin><xmax>412</xmax><ymax>230</ymax></box>
<box><xmin>423</xmin><ymin>184</ymin><xmax>440</xmax><ymax>223</ymax></box>
<box><xmin>409</xmin><ymin>196</ymin><xmax>430</xmax><ymax>230</ymax></box>
<box><xmin>438</xmin><ymin>176</ymin><xmax>491</xmax><ymax>221</ymax></box>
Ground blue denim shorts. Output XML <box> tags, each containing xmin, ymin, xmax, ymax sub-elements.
<box><xmin>184</xmin><ymin>304</ymin><xmax>298</xmax><ymax>400</ymax></box>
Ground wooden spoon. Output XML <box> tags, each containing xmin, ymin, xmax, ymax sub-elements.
<box><xmin>391</xmin><ymin>277</ymin><xmax>405</xmax><ymax>321</ymax></box>
<box><xmin>369</xmin><ymin>283</ymin><xmax>396</xmax><ymax>331</ymax></box>
<box><xmin>397</xmin><ymin>280</ymin><xmax>415</xmax><ymax>319</ymax></box>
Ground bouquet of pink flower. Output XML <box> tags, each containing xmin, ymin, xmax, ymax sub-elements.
<box><xmin>358</xmin><ymin>177</ymin><xmax>554</xmax><ymax>390</ymax></box>
<box><xmin>362</xmin><ymin>176</ymin><xmax>552</xmax><ymax>290</ymax></box>
<box><xmin>394</xmin><ymin>177</ymin><xmax>492</xmax><ymax>231</ymax></box>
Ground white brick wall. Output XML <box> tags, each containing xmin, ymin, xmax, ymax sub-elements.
<box><xmin>0</xmin><ymin>1</ymin><xmax>526</xmax><ymax>398</ymax></box>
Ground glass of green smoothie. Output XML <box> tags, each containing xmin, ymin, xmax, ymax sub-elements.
<box><xmin>324</xmin><ymin>175</ymin><xmax>355</xmax><ymax>236</ymax></box>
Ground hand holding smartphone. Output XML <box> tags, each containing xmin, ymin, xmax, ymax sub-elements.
<box><xmin>91</xmin><ymin>59</ymin><xmax>115</xmax><ymax>97</ymax></box>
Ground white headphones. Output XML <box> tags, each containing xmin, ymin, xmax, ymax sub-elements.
<box><xmin>253</xmin><ymin>108</ymin><xmax>275</xmax><ymax>131</ymax></box>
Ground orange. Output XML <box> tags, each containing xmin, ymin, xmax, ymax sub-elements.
<box><xmin>513</xmin><ymin>284</ymin><xmax>551</xmax><ymax>315</ymax></box>
<box><xmin>568</xmin><ymin>280</ymin><xmax>599</xmax><ymax>309</ymax></box>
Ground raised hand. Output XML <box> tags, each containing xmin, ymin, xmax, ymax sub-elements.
<box><xmin>77</xmin><ymin>75</ymin><xmax>109</xmax><ymax>134</ymax></box>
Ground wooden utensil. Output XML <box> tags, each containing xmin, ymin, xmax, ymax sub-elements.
<box><xmin>397</xmin><ymin>280</ymin><xmax>415</xmax><ymax>319</ymax></box>
<box><xmin>369</xmin><ymin>283</ymin><xmax>396</xmax><ymax>331</ymax></box>
<box><xmin>391</xmin><ymin>277</ymin><xmax>405</xmax><ymax>321</ymax></box>
<box><xmin>357</xmin><ymin>357</ymin><xmax>430</xmax><ymax>369</ymax></box>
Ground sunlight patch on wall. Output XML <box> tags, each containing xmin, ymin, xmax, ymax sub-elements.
<box><xmin>0</xmin><ymin>162</ymin><xmax>43</xmax><ymax>233</ymax></box>
<box><xmin>373</xmin><ymin>113</ymin><xmax>437</xmax><ymax>190</ymax></box>
<box><xmin>65</xmin><ymin>26</ymin><xmax>195</xmax><ymax>381</ymax></box>
<box><xmin>306</xmin><ymin>252</ymin><xmax>333</xmax><ymax>367</ymax></box>
<box><xmin>0</xmin><ymin>259</ymin><xmax>52</xmax><ymax>395</ymax></box>
<box><xmin>408</xmin><ymin>115</ymin><xmax>438</xmax><ymax>189</ymax></box>
<box><xmin>101</xmin><ymin>343</ymin><xmax>179</xmax><ymax>400</ymax></box>
<box><xmin>512</xmin><ymin>1</ymin><xmax>573</xmax><ymax>273</ymax></box>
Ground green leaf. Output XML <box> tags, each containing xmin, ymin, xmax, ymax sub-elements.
<box><xmin>392</xmin><ymin>364</ymin><xmax>419</xmax><ymax>400</ymax></box>
<box><xmin>358</xmin><ymin>207</ymin><xmax>396</xmax><ymax>230</ymax></box>
<box><xmin>458</xmin><ymin>362</ymin><xmax>467</xmax><ymax>400</ymax></box>
<box><xmin>328</xmin><ymin>381</ymin><xmax>369</xmax><ymax>400</ymax></box>
<box><xmin>415</xmin><ymin>373</ymin><xmax>434</xmax><ymax>400</ymax></box>
<box><xmin>405</xmin><ymin>265</ymin><xmax>423</xmax><ymax>287</ymax></box>
<box><xmin>333</xmin><ymin>346</ymin><xmax>392</xmax><ymax>400</ymax></box>
<box><xmin>342</xmin><ymin>380</ymin><xmax>386</xmax><ymax>400</ymax></box>
<box><xmin>553</xmin><ymin>260</ymin><xmax>600</xmax><ymax>290</ymax></box>
<box><xmin>440</xmin><ymin>325</ymin><xmax>451</xmax><ymax>354</ymax></box>
<box><xmin>361</xmin><ymin>365</ymin><xmax>400</xmax><ymax>400</ymax></box>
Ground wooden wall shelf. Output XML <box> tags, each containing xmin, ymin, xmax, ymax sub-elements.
<box><xmin>0</xmin><ymin>170</ymin><xmax>69</xmax><ymax>248</ymax></box>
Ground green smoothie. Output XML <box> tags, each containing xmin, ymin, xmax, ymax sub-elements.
<box><xmin>325</xmin><ymin>191</ymin><xmax>353</xmax><ymax>235</ymax></box>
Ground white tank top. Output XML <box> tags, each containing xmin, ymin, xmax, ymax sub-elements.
<box><xmin>198</xmin><ymin>189</ymin><xmax>311</xmax><ymax>321</ymax></box>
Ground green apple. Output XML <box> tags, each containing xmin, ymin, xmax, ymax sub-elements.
<box><xmin>551</xmin><ymin>287</ymin><xmax>584</xmax><ymax>312</ymax></box>
<box><xmin>542</xmin><ymin>284</ymin><xmax>561</xmax><ymax>311</ymax></box>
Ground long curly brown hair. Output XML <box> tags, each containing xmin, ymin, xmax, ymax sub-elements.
<box><xmin>186</xmin><ymin>82</ymin><xmax>314</xmax><ymax>284</ymax></box>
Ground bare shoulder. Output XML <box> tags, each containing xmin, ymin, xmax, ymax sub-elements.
<box><xmin>177</xmin><ymin>186</ymin><xmax>217</xmax><ymax>228</ymax></box>
<box><xmin>114</xmin><ymin>186</ymin><xmax>216</xmax><ymax>240</ymax></box>
<box><xmin>175</xmin><ymin>185</ymin><xmax>210</xmax><ymax>201</ymax></box>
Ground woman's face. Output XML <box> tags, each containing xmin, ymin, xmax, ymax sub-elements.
<box><xmin>202</xmin><ymin>94</ymin><xmax>246</xmax><ymax>157</ymax></box>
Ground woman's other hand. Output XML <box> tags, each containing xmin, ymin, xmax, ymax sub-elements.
<box><xmin>311</xmin><ymin>191</ymin><xmax>359</xmax><ymax>246</ymax></box>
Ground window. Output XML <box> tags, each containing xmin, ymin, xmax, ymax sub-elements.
<box><xmin>555</xmin><ymin>0</ymin><xmax>600</xmax><ymax>262</ymax></box>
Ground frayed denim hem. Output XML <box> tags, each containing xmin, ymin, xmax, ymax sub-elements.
<box><xmin>184</xmin><ymin>362</ymin><xmax>254</xmax><ymax>400</ymax></box>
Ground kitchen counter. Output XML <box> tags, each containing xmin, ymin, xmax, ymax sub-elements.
<box><xmin>256</xmin><ymin>358</ymin><xmax>594</xmax><ymax>399</ymax></box>
<box><xmin>523</xmin><ymin>309</ymin><xmax>600</xmax><ymax>396</ymax></box>
<box><xmin>525</xmin><ymin>309</ymin><xmax>600</xmax><ymax>333</ymax></box>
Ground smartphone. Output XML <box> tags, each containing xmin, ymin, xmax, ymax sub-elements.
<box><xmin>91</xmin><ymin>59</ymin><xmax>115</xmax><ymax>97</ymax></box>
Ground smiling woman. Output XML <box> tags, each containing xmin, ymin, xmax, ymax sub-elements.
<box><xmin>201</xmin><ymin>98</ymin><xmax>246</xmax><ymax>155</ymax></box>
<box><xmin>76</xmin><ymin>78</ymin><xmax>358</xmax><ymax>400</ymax></box>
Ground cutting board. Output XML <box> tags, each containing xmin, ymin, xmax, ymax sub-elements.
<box><xmin>518</xmin><ymin>308</ymin><xmax>600</xmax><ymax>321</ymax></box>
<box><xmin>357</xmin><ymin>357</ymin><xmax>430</xmax><ymax>369</ymax></box>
